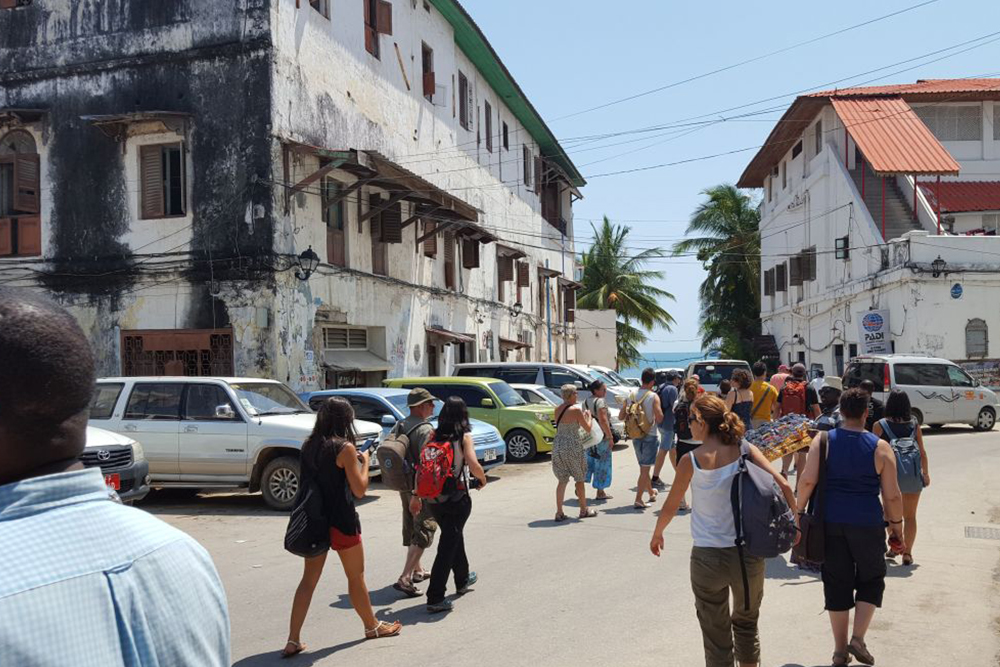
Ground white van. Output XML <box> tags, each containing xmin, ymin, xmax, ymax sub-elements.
<box><xmin>684</xmin><ymin>360</ymin><xmax>752</xmax><ymax>395</ymax></box>
<box><xmin>844</xmin><ymin>355</ymin><xmax>998</xmax><ymax>430</ymax></box>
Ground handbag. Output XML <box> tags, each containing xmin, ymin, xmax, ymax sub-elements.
<box><xmin>792</xmin><ymin>431</ymin><xmax>827</xmax><ymax>564</ymax></box>
<box><xmin>580</xmin><ymin>397</ymin><xmax>606</xmax><ymax>450</ymax></box>
<box><xmin>284</xmin><ymin>475</ymin><xmax>330</xmax><ymax>558</ymax></box>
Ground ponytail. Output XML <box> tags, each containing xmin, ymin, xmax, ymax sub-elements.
<box><xmin>692</xmin><ymin>394</ymin><xmax>746</xmax><ymax>446</ymax></box>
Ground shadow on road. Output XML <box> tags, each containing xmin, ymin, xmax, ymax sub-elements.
<box><xmin>922</xmin><ymin>426</ymin><xmax>977</xmax><ymax>438</ymax></box>
<box><xmin>138</xmin><ymin>488</ymin><xmax>378</xmax><ymax>517</ymax></box>
<box><xmin>766</xmin><ymin>556</ymin><xmax>819</xmax><ymax>582</ymax></box>
<box><xmin>233</xmin><ymin>638</ymin><xmax>365</xmax><ymax>666</ymax></box>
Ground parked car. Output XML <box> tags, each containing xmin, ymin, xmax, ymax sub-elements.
<box><xmin>300</xmin><ymin>388</ymin><xmax>506</xmax><ymax>471</ymax></box>
<box><xmin>844</xmin><ymin>354</ymin><xmax>998</xmax><ymax>430</ymax></box>
<box><xmin>654</xmin><ymin>367</ymin><xmax>687</xmax><ymax>387</ymax></box>
<box><xmin>684</xmin><ymin>360</ymin><xmax>753</xmax><ymax>395</ymax></box>
<box><xmin>81</xmin><ymin>426</ymin><xmax>151</xmax><ymax>504</ymax></box>
<box><xmin>384</xmin><ymin>376</ymin><xmax>555</xmax><ymax>462</ymax></box>
<box><xmin>588</xmin><ymin>365</ymin><xmax>631</xmax><ymax>388</ymax></box>
<box><xmin>88</xmin><ymin>377</ymin><xmax>382</xmax><ymax>511</ymax></box>
<box><xmin>454</xmin><ymin>362</ymin><xmax>627</xmax><ymax>437</ymax></box>
<box><xmin>622</xmin><ymin>377</ymin><xmax>641</xmax><ymax>387</ymax></box>
<box><xmin>509</xmin><ymin>383</ymin><xmax>561</xmax><ymax>406</ymax></box>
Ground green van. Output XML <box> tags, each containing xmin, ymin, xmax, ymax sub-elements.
<box><xmin>383</xmin><ymin>377</ymin><xmax>555</xmax><ymax>462</ymax></box>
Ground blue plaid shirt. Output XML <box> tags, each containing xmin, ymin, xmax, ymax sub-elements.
<box><xmin>0</xmin><ymin>468</ymin><xmax>230</xmax><ymax>666</ymax></box>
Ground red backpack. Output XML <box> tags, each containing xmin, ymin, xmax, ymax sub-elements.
<box><xmin>414</xmin><ymin>432</ymin><xmax>457</xmax><ymax>500</ymax></box>
<box><xmin>779</xmin><ymin>380</ymin><xmax>807</xmax><ymax>417</ymax></box>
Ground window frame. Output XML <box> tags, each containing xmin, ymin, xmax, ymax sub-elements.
<box><xmin>458</xmin><ymin>71</ymin><xmax>470</xmax><ymax>130</ymax></box>
<box><xmin>308</xmin><ymin>0</ymin><xmax>329</xmax><ymax>18</ymax></box>
<box><xmin>484</xmin><ymin>100</ymin><xmax>493</xmax><ymax>153</ymax></box>
<box><xmin>966</xmin><ymin>318</ymin><xmax>989</xmax><ymax>359</ymax></box>
<box><xmin>139</xmin><ymin>142</ymin><xmax>187</xmax><ymax>220</ymax></box>
<box><xmin>124</xmin><ymin>382</ymin><xmax>184</xmax><ymax>421</ymax></box>
<box><xmin>502</xmin><ymin>122</ymin><xmax>509</xmax><ymax>150</ymax></box>
<box><xmin>182</xmin><ymin>383</ymin><xmax>242</xmax><ymax>422</ymax></box>
<box><xmin>89</xmin><ymin>383</ymin><xmax>125</xmax><ymax>420</ymax></box>
<box><xmin>835</xmin><ymin>235</ymin><xmax>850</xmax><ymax>260</ymax></box>
<box><xmin>421</xmin><ymin>42</ymin><xmax>435</xmax><ymax>102</ymax></box>
<box><xmin>522</xmin><ymin>145</ymin><xmax>532</xmax><ymax>187</ymax></box>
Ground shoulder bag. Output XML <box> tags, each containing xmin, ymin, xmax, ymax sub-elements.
<box><xmin>792</xmin><ymin>431</ymin><xmax>827</xmax><ymax>564</ymax></box>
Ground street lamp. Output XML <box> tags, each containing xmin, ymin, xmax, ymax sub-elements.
<box><xmin>509</xmin><ymin>301</ymin><xmax>523</xmax><ymax>318</ymax></box>
<box><xmin>295</xmin><ymin>246</ymin><xmax>320</xmax><ymax>281</ymax></box>
<box><xmin>931</xmin><ymin>255</ymin><xmax>947</xmax><ymax>278</ymax></box>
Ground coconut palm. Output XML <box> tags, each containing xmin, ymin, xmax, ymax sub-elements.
<box><xmin>673</xmin><ymin>184</ymin><xmax>761</xmax><ymax>362</ymax></box>
<box><xmin>578</xmin><ymin>217</ymin><xmax>675</xmax><ymax>368</ymax></box>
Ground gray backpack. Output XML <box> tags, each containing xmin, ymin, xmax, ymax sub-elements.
<box><xmin>730</xmin><ymin>439</ymin><xmax>797</xmax><ymax>609</ymax></box>
<box><xmin>376</xmin><ymin>421</ymin><xmax>429</xmax><ymax>492</ymax></box>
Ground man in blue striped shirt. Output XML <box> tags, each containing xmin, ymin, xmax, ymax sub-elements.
<box><xmin>0</xmin><ymin>288</ymin><xmax>230</xmax><ymax>666</ymax></box>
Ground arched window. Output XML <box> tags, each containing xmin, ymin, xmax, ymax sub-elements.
<box><xmin>966</xmin><ymin>318</ymin><xmax>988</xmax><ymax>359</ymax></box>
<box><xmin>0</xmin><ymin>129</ymin><xmax>41</xmax><ymax>257</ymax></box>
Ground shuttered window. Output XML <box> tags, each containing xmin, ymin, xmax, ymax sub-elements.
<box><xmin>369</xmin><ymin>194</ymin><xmax>387</xmax><ymax>276</ymax></box>
<box><xmin>323</xmin><ymin>178</ymin><xmax>346</xmax><ymax>267</ymax></box>
<box><xmin>423</xmin><ymin>219</ymin><xmax>437</xmax><ymax>257</ymax></box>
<box><xmin>458</xmin><ymin>72</ymin><xmax>470</xmax><ymax>130</ymax></box>
<box><xmin>502</xmin><ymin>122</ymin><xmax>509</xmax><ymax>150</ymax></box>
<box><xmin>564</xmin><ymin>289</ymin><xmax>576</xmax><ymax>323</ymax></box>
<box><xmin>462</xmin><ymin>237</ymin><xmax>480</xmax><ymax>269</ymax></box>
<box><xmin>443</xmin><ymin>231</ymin><xmax>456</xmax><ymax>289</ymax></box>
<box><xmin>517</xmin><ymin>261</ymin><xmax>530</xmax><ymax>288</ymax></box>
<box><xmin>533</xmin><ymin>156</ymin><xmax>543</xmax><ymax>195</ymax></box>
<box><xmin>363</xmin><ymin>0</ymin><xmax>391</xmax><ymax>58</ymax></box>
<box><xmin>789</xmin><ymin>256</ymin><xmax>803</xmax><ymax>287</ymax></box>
<box><xmin>775</xmin><ymin>262</ymin><xmax>787</xmax><ymax>292</ymax></box>
<box><xmin>814</xmin><ymin>119</ymin><xmax>823</xmax><ymax>157</ymax></box>
<box><xmin>966</xmin><ymin>319</ymin><xmax>988</xmax><ymax>358</ymax></box>
<box><xmin>485</xmin><ymin>100</ymin><xmax>493</xmax><ymax>153</ymax></box>
<box><xmin>522</xmin><ymin>146</ymin><xmax>531</xmax><ymax>187</ymax></box>
<box><xmin>421</xmin><ymin>43</ymin><xmax>435</xmax><ymax>101</ymax></box>
<box><xmin>140</xmin><ymin>143</ymin><xmax>185</xmax><ymax>219</ymax></box>
<box><xmin>803</xmin><ymin>247</ymin><xmax>817</xmax><ymax>281</ymax></box>
<box><xmin>381</xmin><ymin>201</ymin><xmax>402</xmax><ymax>243</ymax></box>
<box><xmin>763</xmin><ymin>268</ymin><xmax>775</xmax><ymax>296</ymax></box>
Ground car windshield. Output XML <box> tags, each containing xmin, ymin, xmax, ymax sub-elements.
<box><xmin>534</xmin><ymin>387</ymin><xmax>562</xmax><ymax>405</ymax></box>
<box><xmin>489</xmin><ymin>381</ymin><xmax>527</xmax><ymax>407</ymax></box>
<box><xmin>231</xmin><ymin>382</ymin><xmax>310</xmax><ymax>416</ymax></box>
<box><xmin>692</xmin><ymin>364</ymin><xmax>744</xmax><ymax>386</ymax></box>
<box><xmin>386</xmin><ymin>394</ymin><xmax>443</xmax><ymax>417</ymax></box>
<box><xmin>600</xmin><ymin>368</ymin><xmax>627</xmax><ymax>385</ymax></box>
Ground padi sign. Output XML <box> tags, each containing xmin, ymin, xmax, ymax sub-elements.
<box><xmin>857</xmin><ymin>309</ymin><xmax>891</xmax><ymax>354</ymax></box>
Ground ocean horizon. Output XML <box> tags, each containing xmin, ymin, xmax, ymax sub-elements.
<box><xmin>618</xmin><ymin>351</ymin><xmax>709</xmax><ymax>377</ymax></box>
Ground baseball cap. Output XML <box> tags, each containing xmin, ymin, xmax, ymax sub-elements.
<box><xmin>791</xmin><ymin>363</ymin><xmax>807</xmax><ymax>379</ymax></box>
<box><xmin>406</xmin><ymin>387</ymin><xmax>435</xmax><ymax>407</ymax></box>
<box><xmin>778</xmin><ymin>364</ymin><xmax>790</xmax><ymax>373</ymax></box>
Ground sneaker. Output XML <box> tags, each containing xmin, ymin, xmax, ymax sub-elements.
<box><xmin>457</xmin><ymin>572</ymin><xmax>478</xmax><ymax>595</ymax></box>
<box><xmin>651</xmin><ymin>476</ymin><xmax>666</xmax><ymax>490</ymax></box>
<box><xmin>427</xmin><ymin>600</ymin><xmax>454</xmax><ymax>613</ymax></box>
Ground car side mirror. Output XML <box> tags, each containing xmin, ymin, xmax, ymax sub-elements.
<box><xmin>381</xmin><ymin>414</ymin><xmax>397</xmax><ymax>426</ymax></box>
<box><xmin>215</xmin><ymin>404</ymin><xmax>236</xmax><ymax>419</ymax></box>
<box><xmin>480</xmin><ymin>398</ymin><xmax>495</xmax><ymax>408</ymax></box>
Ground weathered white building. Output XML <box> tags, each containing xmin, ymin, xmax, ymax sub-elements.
<box><xmin>0</xmin><ymin>0</ymin><xmax>585</xmax><ymax>391</ymax></box>
<box><xmin>739</xmin><ymin>79</ymin><xmax>1000</xmax><ymax>379</ymax></box>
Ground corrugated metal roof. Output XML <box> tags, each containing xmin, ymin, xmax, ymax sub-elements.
<box><xmin>810</xmin><ymin>78</ymin><xmax>1000</xmax><ymax>99</ymax></box>
<box><xmin>830</xmin><ymin>97</ymin><xmax>959</xmax><ymax>176</ymax></box>
<box><xmin>918</xmin><ymin>180</ymin><xmax>1000</xmax><ymax>213</ymax></box>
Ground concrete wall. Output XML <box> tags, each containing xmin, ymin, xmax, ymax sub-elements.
<box><xmin>573</xmin><ymin>309</ymin><xmax>618</xmax><ymax>369</ymax></box>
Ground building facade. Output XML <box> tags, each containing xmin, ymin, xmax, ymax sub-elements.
<box><xmin>0</xmin><ymin>0</ymin><xmax>585</xmax><ymax>391</ymax></box>
<box><xmin>740</xmin><ymin>79</ymin><xmax>1000</xmax><ymax>378</ymax></box>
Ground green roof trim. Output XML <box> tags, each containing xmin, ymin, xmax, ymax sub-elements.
<box><xmin>428</xmin><ymin>0</ymin><xmax>585</xmax><ymax>187</ymax></box>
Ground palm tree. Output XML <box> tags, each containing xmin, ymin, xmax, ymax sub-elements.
<box><xmin>578</xmin><ymin>217</ymin><xmax>675</xmax><ymax>368</ymax></box>
<box><xmin>673</xmin><ymin>184</ymin><xmax>761</xmax><ymax>362</ymax></box>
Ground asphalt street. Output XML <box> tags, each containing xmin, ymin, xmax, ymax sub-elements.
<box><xmin>143</xmin><ymin>426</ymin><xmax>1000</xmax><ymax>667</ymax></box>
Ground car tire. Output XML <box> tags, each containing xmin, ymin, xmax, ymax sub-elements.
<box><xmin>974</xmin><ymin>407</ymin><xmax>996</xmax><ymax>432</ymax></box>
<box><xmin>261</xmin><ymin>456</ymin><xmax>301</xmax><ymax>511</ymax></box>
<box><xmin>911</xmin><ymin>409</ymin><xmax>924</xmax><ymax>426</ymax></box>
<box><xmin>504</xmin><ymin>429</ymin><xmax>537</xmax><ymax>462</ymax></box>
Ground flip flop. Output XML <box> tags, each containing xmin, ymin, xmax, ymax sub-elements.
<box><xmin>578</xmin><ymin>508</ymin><xmax>597</xmax><ymax>519</ymax></box>
<box><xmin>365</xmin><ymin>620</ymin><xmax>402</xmax><ymax>640</ymax></box>
<box><xmin>633</xmin><ymin>502</ymin><xmax>649</xmax><ymax>510</ymax></box>
<box><xmin>281</xmin><ymin>640</ymin><xmax>305</xmax><ymax>658</ymax></box>
<box><xmin>393</xmin><ymin>579</ymin><xmax>422</xmax><ymax>598</ymax></box>
<box><xmin>411</xmin><ymin>570</ymin><xmax>429</xmax><ymax>583</ymax></box>
<box><xmin>554</xmin><ymin>512</ymin><xmax>568</xmax><ymax>522</ymax></box>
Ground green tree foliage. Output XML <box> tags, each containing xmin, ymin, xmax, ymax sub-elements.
<box><xmin>578</xmin><ymin>217</ymin><xmax>675</xmax><ymax>368</ymax></box>
<box><xmin>673</xmin><ymin>185</ymin><xmax>761</xmax><ymax>362</ymax></box>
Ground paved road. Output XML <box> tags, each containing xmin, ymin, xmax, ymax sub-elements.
<box><xmin>144</xmin><ymin>426</ymin><xmax>1000</xmax><ymax>667</ymax></box>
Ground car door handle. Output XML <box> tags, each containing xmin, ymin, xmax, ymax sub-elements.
<box><xmin>123</xmin><ymin>424</ymin><xmax>138</xmax><ymax>432</ymax></box>
<box><xmin>183</xmin><ymin>425</ymin><xmax>199</xmax><ymax>433</ymax></box>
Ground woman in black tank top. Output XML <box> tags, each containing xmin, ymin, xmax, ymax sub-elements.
<box><xmin>282</xmin><ymin>398</ymin><xmax>401</xmax><ymax>657</ymax></box>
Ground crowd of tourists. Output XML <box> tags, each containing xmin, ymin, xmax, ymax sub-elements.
<box><xmin>0</xmin><ymin>287</ymin><xmax>934</xmax><ymax>667</ymax></box>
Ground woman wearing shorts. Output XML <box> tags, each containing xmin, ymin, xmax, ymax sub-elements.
<box><xmin>282</xmin><ymin>398</ymin><xmax>401</xmax><ymax>657</ymax></box>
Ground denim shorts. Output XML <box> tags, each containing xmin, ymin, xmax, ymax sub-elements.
<box><xmin>657</xmin><ymin>426</ymin><xmax>675</xmax><ymax>452</ymax></box>
<box><xmin>633</xmin><ymin>431</ymin><xmax>659</xmax><ymax>467</ymax></box>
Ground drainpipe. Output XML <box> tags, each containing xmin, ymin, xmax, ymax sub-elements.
<box><xmin>844</xmin><ymin>128</ymin><xmax>849</xmax><ymax>169</ymax></box>
<box><xmin>561</xmin><ymin>231</ymin><xmax>568</xmax><ymax>362</ymax></box>
<box><xmin>881</xmin><ymin>176</ymin><xmax>886</xmax><ymax>240</ymax></box>
<box><xmin>913</xmin><ymin>174</ymin><xmax>918</xmax><ymax>222</ymax></box>
<box><xmin>935</xmin><ymin>175</ymin><xmax>942</xmax><ymax>235</ymax></box>
<box><xmin>545</xmin><ymin>260</ymin><xmax>553</xmax><ymax>362</ymax></box>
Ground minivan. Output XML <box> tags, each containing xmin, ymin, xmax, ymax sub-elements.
<box><xmin>684</xmin><ymin>360</ymin><xmax>753</xmax><ymax>395</ymax></box>
<box><xmin>844</xmin><ymin>355</ymin><xmax>998</xmax><ymax>430</ymax></box>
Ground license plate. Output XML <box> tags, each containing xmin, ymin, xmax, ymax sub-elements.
<box><xmin>370</xmin><ymin>453</ymin><xmax>378</xmax><ymax>467</ymax></box>
<box><xmin>484</xmin><ymin>449</ymin><xmax>497</xmax><ymax>462</ymax></box>
<box><xmin>104</xmin><ymin>473</ymin><xmax>120</xmax><ymax>490</ymax></box>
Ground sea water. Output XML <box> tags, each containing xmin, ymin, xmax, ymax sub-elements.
<box><xmin>618</xmin><ymin>351</ymin><xmax>715</xmax><ymax>378</ymax></box>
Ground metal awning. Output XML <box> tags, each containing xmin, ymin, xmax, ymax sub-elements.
<box><xmin>830</xmin><ymin>97</ymin><xmax>960</xmax><ymax>177</ymax></box>
<box><xmin>425</xmin><ymin>326</ymin><xmax>475</xmax><ymax>345</ymax></box>
<box><xmin>81</xmin><ymin>111</ymin><xmax>191</xmax><ymax>139</ymax></box>
<box><xmin>917</xmin><ymin>180</ymin><xmax>1000</xmax><ymax>213</ymax></box>
<box><xmin>496</xmin><ymin>243</ymin><xmax>527</xmax><ymax>259</ymax></box>
<box><xmin>557</xmin><ymin>277</ymin><xmax>583</xmax><ymax>291</ymax></box>
<box><xmin>322</xmin><ymin>350</ymin><xmax>393</xmax><ymax>372</ymax></box>
<box><xmin>538</xmin><ymin>266</ymin><xmax>561</xmax><ymax>278</ymax></box>
<box><xmin>498</xmin><ymin>337</ymin><xmax>531</xmax><ymax>350</ymax></box>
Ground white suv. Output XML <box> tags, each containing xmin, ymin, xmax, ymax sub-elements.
<box><xmin>88</xmin><ymin>377</ymin><xmax>382</xmax><ymax>510</ymax></box>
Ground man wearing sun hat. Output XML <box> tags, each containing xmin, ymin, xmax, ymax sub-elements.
<box><xmin>391</xmin><ymin>387</ymin><xmax>438</xmax><ymax>598</ymax></box>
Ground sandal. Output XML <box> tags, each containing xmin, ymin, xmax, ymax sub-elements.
<box><xmin>831</xmin><ymin>650</ymin><xmax>852</xmax><ymax>666</ymax></box>
<box><xmin>554</xmin><ymin>512</ymin><xmax>568</xmax><ymax>522</ymax></box>
<box><xmin>578</xmin><ymin>508</ymin><xmax>597</xmax><ymax>519</ymax></box>
<box><xmin>364</xmin><ymin>620</ymin><xmax>402</xmax><ymax>640</ymax></box>
<box><xmin>281</xmin><ymin>640</ymin><xmax>305</xmax><ymax>658</ymax></box>
<box><xmin>633</xmin><ymin>501</ymin><xmax>649</xmax><ymax>510</ymax></box>
<box><xmin>392</xmin><ymin>579</ymin><xmax>421</xmax><ymax>598</ymax></box>
<box><xmin>411</xmin><ymin>570</ymin><xmax>429</xmax><ymax>583</ymax></box>
<box><xmin>848</xmin><ymin>636</ymin><xmax>874</xmax><ymax>665</ymax></box>
<box><xmin>902</xmin><ymin>552</ymin><xmax>913</xmax><ymax>566</ymax></box>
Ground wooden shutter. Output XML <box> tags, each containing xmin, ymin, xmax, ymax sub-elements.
<box><xmin>804</xmin><ymin>248</ymin><xmax>817</xmax><ymax>281</ymax></box>
<box><xmin>376</xmin><ymin>0</ymin><xmax>393</xmax><ymax>35</ymax></box>
<box><xmin>423</xmin><ymin>220</ymin><xmax>437</xmax><ymax>257</ymax></box>
<box><xmin>498</xmin><ymin>254</ymin><xmax>514</xmax><ymax>282</ymax></box>
<box><xmin>16</xmin><ymin>216</ymin><xmax>41</xmax><ymax>256</ymax></box>
<box><xmin>565</xmin><ymin>290</ymin><xmax>576</xmax><ymax>323</ymax></box>
<box><xmin>533</xmin><ymin>156</ymin><xmax>543</xmax><ymax>195</ymax></box>
<box><xmin>523</xmin><ymin>146</ymin><xmax>531</xmax><ymax>186</ymax></box>
<box><xmin>517</xmin><ymin>261</ymin><xmax>529</xmax><ymax>287</ymax></box>
<box><xmin>381</xmin><ymin>202</ymin><xmax>402</xmax><ymax>243</ymax></box>
<box><xmin>363</xmin><ymin>0</ymin><xmax>377</xmax><ymax>55</ymax></box>
<box><xmin>459</xmin><ymin>73</ymin><xmax>468</xmax><ymax>129</ymax></box>
<box><xmin>0</xmin><ymin>219</ymin><xmax>11</xmax><ymax>256</ymax></box>
<box><xmin>485</xmin><ymin>101</ymin><xmax>493</xmax><ymax>152</ymax></box>
<box><xmin>13</xmin><ymin>153</ymin><xmax>40</xmax><ymax>213</ymax></box>
<box><xmin>764</xmin><ymin>269</ymin><xmax>774</xmax><ymax>296</ymax></box>
<box><xmin>140</xmin><ymin>145</ymin><xmax>164</xmax><ymax>219</ymax></box>
<box><xmin>444</xmin><ymin>231</ymin><xmax>455</xmax><ymax>289</ymax></box>
<box><xmin>423</xmin><ymin>71</ymin><xmax>435</xmax><ymax>98</ymax></box>
<box><xmin>789</xmin><ymin>255</ymin><xmax>803</xmax><ymax>287</ymax></box>
<box><xmin>462</xmin><ymin>238</ymin><xmax>480</xmax><ymax>269</ymax></box>
<box><xmin>775</xmin><ymin>263</ymin><xmax>787</xmax><ymax>292</ymax></box>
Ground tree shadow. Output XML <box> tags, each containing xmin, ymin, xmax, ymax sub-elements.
<box><xmin>232</xmin><ymin>638</ymin><xmax>366</xmax><ymax>666</ymax></box>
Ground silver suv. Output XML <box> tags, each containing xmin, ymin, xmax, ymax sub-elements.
<box><xmin>88</xmin><ymin>377</ymin><xmax>382</xmax><ymax>510</ymax></box>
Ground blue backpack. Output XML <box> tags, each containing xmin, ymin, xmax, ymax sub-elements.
<box><xmin>879</xmin><ymin>419</ymin><xmax>923</xmax><ymax>494</ymax></box>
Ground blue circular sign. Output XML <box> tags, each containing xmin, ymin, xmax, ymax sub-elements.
<box><xmin>862</xmin><ymin>313</ymin><xmax>884</xmax><ymax>332</ymax></box>
<box><xmin>951</xmin><ymin>283</ymin><xmax>963</xmax><ymax>299</ymax></box>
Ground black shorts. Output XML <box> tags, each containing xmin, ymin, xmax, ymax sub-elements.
<box><xmin>821</xmin><ymin>522</ymin><xmax>887</xmax><ymax>611</ymax></box>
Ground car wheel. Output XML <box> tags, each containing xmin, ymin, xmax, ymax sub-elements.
<box><xmin>261</xmin><ymin>456</ymin><xmax>301</xmax><ymax>511</ymax></box>
<box><xmin>911</xmin><ymin>409</ymin><xmax>924</xmax><ymax>426</ymax></box>
<box><xmin>504</xmin><ymin>429</ymin><xmax>537</xmax><ymax>462</ymax></box>
<box><xmin>974</xmin><ymin>407</ymin><xmax>996</xmax><ymax>432</ymax></box>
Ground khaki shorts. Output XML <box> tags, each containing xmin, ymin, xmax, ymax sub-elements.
<box><xmin>400</xmin><ymin>491</ymin><xmax>437</xmax><ymax>548</ymax></box>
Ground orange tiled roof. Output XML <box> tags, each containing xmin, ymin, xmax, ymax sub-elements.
<box><xmin>830</xmin><ymin>97</ymin><xmax>959</xmax><ymax>177</ymax></box>
<box><xmin>918</xmin><ymin>180</ymin><xmax>1000</xmax><ymax>213</ymax></box>
<box><xmin>809</xmin><ymin>79</ymin><xmax>1000</xmax><ymax>98</ymax></box>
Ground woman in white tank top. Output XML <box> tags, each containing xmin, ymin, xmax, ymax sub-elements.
<box><xmin>649</xmin><ymin>395</ymin><xmax>797</xmax><ymax>667</ymax></box>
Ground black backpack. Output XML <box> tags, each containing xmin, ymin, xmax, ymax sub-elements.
<box><xmin>283</xmin><ymin>473</ymin><xmax>329</xmax><ymax>558</ymax></box>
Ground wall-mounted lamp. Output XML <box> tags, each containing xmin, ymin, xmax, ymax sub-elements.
<box><xmin>791</xmin><ymin>334</ymin><xmax>805</xmax><ymax>345</ymax></box>
<box><xmin>295</xmin><ymin>246</ymin><xmax>320</xmax><ymax>281</ymax></box>
<box><xmin>509</xmin><ymin>301</ymin><xmax>523</xmax><ymax>318</ymax></box>
<box><xmin>931</xmin><ymin>255</ymin><xmax>947</xmax><ymax>278</ymax></box>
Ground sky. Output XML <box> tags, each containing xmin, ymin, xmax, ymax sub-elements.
<box><xmin>463</xmin><ymin>0</ymin><xmax>1000</xmax><ymax>352</ymax></box>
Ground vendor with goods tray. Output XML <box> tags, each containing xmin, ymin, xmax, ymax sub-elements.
<box><xmin>745</xmin><ymin>414</ymin><xmax>816</xmax><ymax>462</ymax></box>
